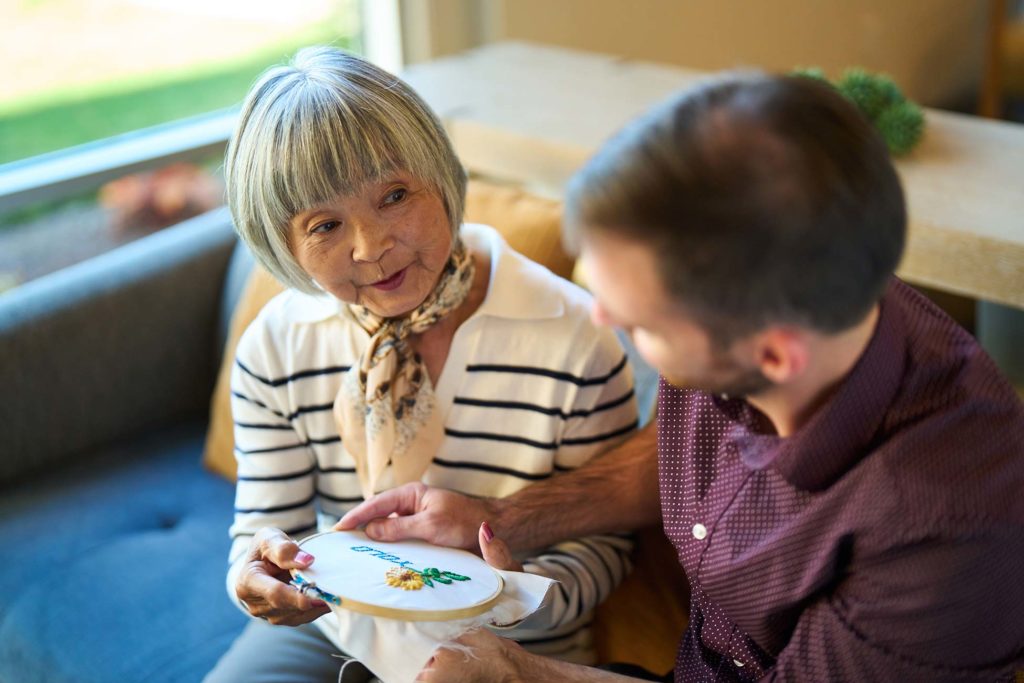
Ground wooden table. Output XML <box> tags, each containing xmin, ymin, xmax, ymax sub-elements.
<box><xmin>405</xmin><ymin>42</ymin><xmax>1024</xmax><ymax>310</ymax></box>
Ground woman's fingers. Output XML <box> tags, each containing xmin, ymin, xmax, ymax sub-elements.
<box><xmin>253</xmin><ymin>527</ymin><xmax>315</xmax><ymax>570</ymax></box>
<box><xmin>479</xmin><ymin>522</ymin><xmax>523</xmax><ymax>572</ymax></box>
<box><xmin>235</xmin><ymin>527</ymin><xmax>328</xmax><ymax>626</ymax></box>
<box><xmin>238</xmin><ymin>559</ymin><xmax>325</xmax><ymax>612</ymax></box>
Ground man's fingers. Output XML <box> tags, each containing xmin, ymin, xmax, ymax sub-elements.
<box><xmin>479</xmin><ymin>522</ymin><xmax>523</xmax><ymax>572</ymax></box>
<box><xmin>335</xmin><ymin>482</ymin><xmax>426</xmax><ymax>530</ymax></box>
<box><xmin>364</xmin><ymin>512</ymin><xmax>431</xmax><ymax>542</ymax></box>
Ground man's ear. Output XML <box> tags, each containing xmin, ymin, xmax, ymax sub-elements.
<box><xmin>752</xmin><ymin>327</ymin><xmax>810</xmax><ymax>384</ymax></box>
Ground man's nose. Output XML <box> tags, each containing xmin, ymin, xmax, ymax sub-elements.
<box><xmin>591</xmin><ymin>300</ymin><xmax>612</xmax><ymax>327</ymax></box>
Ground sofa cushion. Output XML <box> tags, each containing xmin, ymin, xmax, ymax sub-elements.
<box><xmin>463</xmin><ymin>179</ymin><xmax>574</xmax><ymax>280</ymax></box>
<box><xmin>204</xmin><ymin>263</ymin><xmax>287</xmax><ymax>481</ymax></box>
<box><xmin>0</xmin><ymin>422</ymin><xmax>245</xmax><ymax>683</ymax></box>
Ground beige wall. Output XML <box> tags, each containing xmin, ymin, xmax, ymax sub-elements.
<box><xmin>486</xmin><ymin>0</ymin><xmax>987</xmax><ymax>108</ymax></box>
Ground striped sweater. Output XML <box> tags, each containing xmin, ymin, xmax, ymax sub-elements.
<box><xmin>227</xmin><ymin>223</ymin><xmax>638</xmax><ymax>663</ymax></box>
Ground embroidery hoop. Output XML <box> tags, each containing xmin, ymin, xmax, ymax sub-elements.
<box><xmin>290</xmin><ymin>531</ymin><xmax>504</xmax><ymax>622</ymax></box>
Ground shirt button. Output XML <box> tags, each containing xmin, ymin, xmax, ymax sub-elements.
<box><xmin>692</xmin><ymin>523</ymin><xmax>707</xmax><ymax>540</ymax></box>
<box><xmin>733</xmin><ymin>659</ymin><xmax>745</xmax><ymax>668</ymax></box>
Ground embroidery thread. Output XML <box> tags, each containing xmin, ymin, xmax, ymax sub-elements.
<box><xmin>290</xmin><ymin>574</ymin><xmax>341</xmax><ymax>605</ymax></box>
<box><xmin>350</xmin><ymin>544</ymin><xmax>473</xmax><ymax>590</ymax></box>
<box><xmin>385</xmin><ymin>567</ymin><xmax>425</xmax><ymax>590</ymax></box>
<box><xmin>384</xmin><ymin>566</ymin><xmax>471</xmax><ymax>589</ymax></box>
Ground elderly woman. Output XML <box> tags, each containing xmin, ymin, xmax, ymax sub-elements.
<box><xmin>204</xmin><ymin>46</ymin><xmax>638</xmax><ymax>683</ymax></box>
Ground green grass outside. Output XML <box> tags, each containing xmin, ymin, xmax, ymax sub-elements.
<box><xmin>0</xmin><ymin>31</ymin><xmax>357</xmax><ymax>165</ymax></box>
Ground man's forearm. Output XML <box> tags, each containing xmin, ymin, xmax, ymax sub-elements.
<box><xmin>489</xmin><ymin>420</ymin><xmax>660</xmax><ymax>551</ymax></box>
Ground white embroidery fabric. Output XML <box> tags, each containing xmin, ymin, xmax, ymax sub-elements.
<box><xmin>314</xmin><ymin>568</ymin><xmax>554</xmax><ymax>683</ymax></box>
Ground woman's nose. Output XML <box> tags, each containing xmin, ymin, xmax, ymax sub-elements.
<box><xmin>350</xmin><ymin>222</ymin><xmax>394</xmax><ymax>263</ymax></box>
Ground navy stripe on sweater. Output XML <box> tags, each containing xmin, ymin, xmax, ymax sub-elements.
<box><xmin>464</xmin><ymin>354</ymin><xmax>627</xmax><ymax>386</ymax></box>
<box><xmin>236</xmin><ymin>360</ymin><xmax>350</xmax><ymax>387</ymax></box>
<box><xmin>453</xmin><ymin>388</ymin><xmax>634</xmax><ymax>419</ymax></box>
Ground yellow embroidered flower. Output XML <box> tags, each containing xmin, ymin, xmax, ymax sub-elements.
<box><xmin>385</xmin><ymin>567</ymin><xmax>424</xmax><ymax>590</ymax></box>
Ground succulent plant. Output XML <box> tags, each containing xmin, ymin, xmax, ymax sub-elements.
<box><xmin>875</xmin><ymin>99</ymin><xmax>926</xmax><ymax>156</ymax></box>
<box><xmin>792</xmin><ymin>67</ymin><xmax>925</xmax><ymax>156</ymax></box>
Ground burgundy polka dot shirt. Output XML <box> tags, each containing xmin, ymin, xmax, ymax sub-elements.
<box><xmin>658</xmin><ymin>279</ymin><xmax>1024</xmax><ymax>681</ymax></box>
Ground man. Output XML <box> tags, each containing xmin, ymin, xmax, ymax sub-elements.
<box><xmin>339</xmin><ymin>73</ymin><xmax>1024</xmax><ymax>681</ymax></box>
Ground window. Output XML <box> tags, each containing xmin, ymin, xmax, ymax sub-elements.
<box><xmin>0</xmin><ymin>0</ymin><xmax>366</xmax><ymax>293</ymax></box>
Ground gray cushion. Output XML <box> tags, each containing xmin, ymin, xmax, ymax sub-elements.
<box><xmin>0</xmin><ymin>209</ymin><xmax>236</xmax><ymax>484</ymax></box>
<box><xmin>216</xmin><ymin>237</ymin><xmax>255</xmax><ymax>360</ymax></box>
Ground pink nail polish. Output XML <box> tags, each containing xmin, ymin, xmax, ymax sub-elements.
<box><xmin>481</xmin><ymin>522</ymin><xmax>494</xmax><ymax>543</ymax></box>
<box><xmin>296</xmin><ymin>551</ymin><xmax>314</xmax><ymax>565</ymax></box>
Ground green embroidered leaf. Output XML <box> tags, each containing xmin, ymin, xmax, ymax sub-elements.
<box><xmin>399</xmin><ymin>566</ymin><xmax>470</xmax><ymax>589</ymax></box>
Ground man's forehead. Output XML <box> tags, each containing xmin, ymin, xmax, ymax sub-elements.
<box><xmin>581</xmin><ymin>233</ymin><xmax>672</xmax><ymax>319</ymax></box>
<box><xmin>581</xmin><ymin>232</ymin><xmax>660</xmax><ymax>281</ymax></box>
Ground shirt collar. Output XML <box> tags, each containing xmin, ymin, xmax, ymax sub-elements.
<box><xmin>770</xmin><ymin>278</ymin><xmax>908</xmax><ymax>491</ymax></box>
<box><xmin>462</xmin><ymin>222</ymin><xmax>565</xmax><ymax>321</ymax></box>
<box><xmin>286</xmin><ymin>222</ymin><xmax>565</xmax><ymax>326</ymax></box>
<box><xmin>716</xmin><ymin>278</ymin><xmax>908</xmax><ymax>492</ymax></box>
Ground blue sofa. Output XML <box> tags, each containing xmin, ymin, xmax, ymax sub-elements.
<box><xmin>0</xmin><ymin>209</ymin><xmax>248</xmax><ymax>683</ymax></box>
<box><xmin>0</xmin><ymin>207</ymin><xmax>660</xmax><ymax>682</ymax></box>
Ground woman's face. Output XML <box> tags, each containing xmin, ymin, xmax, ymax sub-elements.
<box><xmin>288</xmin><ymin>173</ymin><xmax>453</xmax><ymax>318</ymax></box>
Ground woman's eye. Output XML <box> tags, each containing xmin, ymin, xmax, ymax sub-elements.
<box><xmin>311</xmin><ymin>220</ymin><xmax>339</xmax><ymax>235</ymax></box>
<box><xmin>383</xmin><ymin>188</ymin><xmax>407</xmax><ymax>205</ymax></box>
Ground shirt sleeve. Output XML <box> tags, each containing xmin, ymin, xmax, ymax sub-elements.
<box><xmin>504</xmin><ymin>328</ymin><xmax>639</xmax><ymax>634</ymax></box>
<box><xmin>765</xmin><ymin>531</ymin><xmax>1024</xmax><ymax>682</ymax></box>
<box><xmin>225</xmin><ymin>322</ymin><xmax>319</xmax><ymax>612</ymax></box>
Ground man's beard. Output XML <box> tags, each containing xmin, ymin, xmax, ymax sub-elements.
<box><xmin>664</xmin><ymin>351</ymin><xmax>773</xmax><ymax>398</ymax></box>
<box><xmin>710</xmin><ymin>367</ymin><xmax>773</xmax><ymax>398</ymax></box>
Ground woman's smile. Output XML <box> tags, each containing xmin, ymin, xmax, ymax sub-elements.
<box><xmin>288</xmin><ymin>174</ymin><xmax>454</xmax><ymax>318</ymax></box>
<box><xmin>370</xmin><ymin>266</ymin><xmax>408</xmax><ymax>291</ymax></box>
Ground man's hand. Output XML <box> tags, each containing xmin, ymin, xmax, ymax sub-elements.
<box><xmin>338</xmin><ymin>422</ymin><xmax>660</xmax><ymax>553</ymax></box>
<box><xmin>235</xmin><ymin>527</ymin><xmax>331</xmax><ymax>626</ymax></box>
<box><xmin>335</xmin><ymin>482</ymin><xmax>493</xmax><ymax>551</ymax></box>
<box><xmin>416</xmin><ymin>628</ymin><xmax>645</xmax><ymax>682</ymax></box>
<box><xmin>416</xmin><ymin>628</ymin><xmax>524</xmax><ymax>683</ymax></box>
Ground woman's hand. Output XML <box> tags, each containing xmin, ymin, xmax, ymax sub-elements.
<box><xmin>478</xmin><ymin>522</ymin><xmax>523</xmax><ymax>573</ymax></box>
<box><xmin>235</xmin><ymin>527</ymin><xmax>331</xmax><ymax>626</ymax></box>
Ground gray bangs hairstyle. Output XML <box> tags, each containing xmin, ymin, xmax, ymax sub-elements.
<box><xmin>225</xmin><ymin>46</ymin><xmax>467</xmax><ymax>294</ymax></box>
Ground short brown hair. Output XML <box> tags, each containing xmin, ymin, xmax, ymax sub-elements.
<box><xmin>565</xmin><ymin>72</ymin><xmax>906</xmax><ymax>342</ymax></box>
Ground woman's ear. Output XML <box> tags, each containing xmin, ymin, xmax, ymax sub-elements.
<box><xmin>753</xmin><ymin>327</ymin><xmax>810</xmax><ymax>385</ymax></box>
